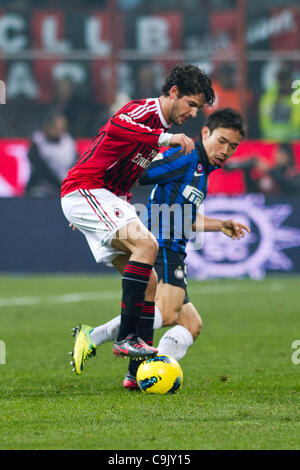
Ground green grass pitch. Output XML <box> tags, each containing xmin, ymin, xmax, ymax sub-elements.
<box><xmin>0</xmin><ymin>274</ymin><xmax>300</xmax><ymax>450</ymax></box>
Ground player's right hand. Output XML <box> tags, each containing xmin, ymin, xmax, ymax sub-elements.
<box><xmin>169</xmin><ymin>134</ymin><xmax>195</xmax><ymax>155</ymax></box>
<box><xmin>221</xmin><ymin>219</ymin><xmax>251</xmax><ymax>240</ymax></box>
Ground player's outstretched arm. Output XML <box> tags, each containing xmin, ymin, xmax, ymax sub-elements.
<box><xmin>192</xmin><ymin>214</ymin><xmax>250</xmax><ymax>240</ymax></box>
<box><xmin>220</xmin><ymin>219</ymin><xmax>251</xmax><ymax>240</ymax></box>
<box><xmin>139</xmin><ymin>148</ymin><xmax>191</xmax><ymax>186</ymax></box>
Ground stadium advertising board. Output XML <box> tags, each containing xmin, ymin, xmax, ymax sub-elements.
<box><xmin>0</xmin><ymin>193</ymin><xmax>300</xmax><ymax>277</ymax></box>
<box><xmin>186</xmin><ymin>194</ymin><xmax>300</xmax><ymax>279</ymax></box>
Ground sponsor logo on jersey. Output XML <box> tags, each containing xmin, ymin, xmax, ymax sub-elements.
<box><xmin>149</xmin><ymin>149</ymin><xmax>158</xmax><ymax>160</ymax></box>
<box><xmin>132</xmin><ymin>153</ymin><xmax>152</xmax><ymax>169</ymax></box>
<box><xmin>182</xmin><ymin>185</ymin><xmax>204</xmax><ymax>207</ymax></box>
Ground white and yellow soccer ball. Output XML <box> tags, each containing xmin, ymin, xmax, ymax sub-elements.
<box><xmin>136</xmin><ymin>354</ymin><xmax>183</xmax><ymax>394</ymax></box>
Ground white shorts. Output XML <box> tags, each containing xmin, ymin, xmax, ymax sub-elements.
<box><xmin>61</xmin><ymin>188</ymin><xmax>139</xmax><ymax>265</ymax></box>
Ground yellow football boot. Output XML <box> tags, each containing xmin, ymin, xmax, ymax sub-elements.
<box><xmin>70</xmin><ymin>324</ymin><xmax>96</xmax><ymax>374</ymax></box>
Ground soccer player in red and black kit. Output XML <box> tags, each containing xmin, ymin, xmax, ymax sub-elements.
<box><xmin>61</xmin><ymin>64</ymin><xmax>215</xmax><ymax>373</ymax></box>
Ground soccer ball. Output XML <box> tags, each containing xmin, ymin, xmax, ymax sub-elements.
<box><xmin>136</xmin><ymin>354</ymin><xmax>183</xmax><ymax>394</ymax></box>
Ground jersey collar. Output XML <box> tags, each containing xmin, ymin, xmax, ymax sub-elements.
<box><xmin>195</xmin><ymin>138</ymin><xmax>220</xmax><ymax>172</ymax></box>
<box><xmin>154</xmin><ymin>98</ymin><xmax>172</xmax><ymax>129</ymax></box>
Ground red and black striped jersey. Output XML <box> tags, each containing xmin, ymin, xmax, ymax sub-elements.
<box><xmin>61</xmin><ymin>98</ymin><xmax>171</xmax><ymax>199</ymax></box>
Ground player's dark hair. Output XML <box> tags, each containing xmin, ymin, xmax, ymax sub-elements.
<box><xmin>162</xmin><ymin>63</ymin><xmax>215</xmax><ymax>107</ymax></box>
<box><xmin>204</xmin><ymin>107</ymin><xmax>246</xmax><ymax>138</ymax></box>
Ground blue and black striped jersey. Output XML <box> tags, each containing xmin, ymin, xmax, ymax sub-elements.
<box><xmin>139</xmin><ymin>139</ymin><xmax>220</xmax><ymax>253</ymax></box>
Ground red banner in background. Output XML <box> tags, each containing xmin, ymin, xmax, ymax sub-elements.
<box><xmin>208</xmin><ymin>141</ymin><xmax>300</xmax><ymax>194</ymax></box>
<box><xmin>0</xmin><ymin>139</ymin><xmax>300</xmax><ymax>197</ymax></box>
<box><xmin>0</xmin><ymin>139</ymin><xmax>30</xmax><ymax>196</ymax></box>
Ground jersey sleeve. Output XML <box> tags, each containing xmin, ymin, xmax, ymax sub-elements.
<box><xmin>106</xmin><ymin>107</ymin><xmax>165</xmax><ymax>147</ymax></box>
<box><xmin>139</xmin><ymin>147</ymin><xmax>191</xmax><ymax>185</ymax></box>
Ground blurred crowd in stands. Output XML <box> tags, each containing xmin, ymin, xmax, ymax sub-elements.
<box><xmin>1</xmin><ymin>59</ymin><xmax>297</xmax><ymax>198</ymax></box>
<box><xmin>0</xmin><ymin>0</ymin><xmax>300</xmax><ymax>197</ymax></box>
<box><xmin>2</xmin><ymin>60</ymin><xmax>299</xmax><ymax>140</ymax></box>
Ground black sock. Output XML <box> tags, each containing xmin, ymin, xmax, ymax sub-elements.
<box><xmin>116</xmin><ymin>261</ymin><xmax>153</xmax><ymax>341</ymax></box>
<box><xmin>128</xmin><ymin>300</ymin><xmax>155</xmax><ymax>377</ymax></box>
<box><xmin>137</xmin><ymin>300</ymin><xmax>155</xmax><ymax>346</ymax></box>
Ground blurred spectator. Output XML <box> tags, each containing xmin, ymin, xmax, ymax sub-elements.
<box><xmin>50</xmin><ymin>76</ymin><xmax>99</xmax><ymax>137</ymax></box>
<box><xmin>206</xmin><ymin>63</ymin><xmax>241</xmax><ymax>114</ymax></box>
<box><xmin>92</xmin><ymin>92</ymin><xmax>130</xmax><ymax>137</ymax></box>
<box><xmin>225</xmin><ymin>143</ymin><xmax>300</xmax><ymax>194</ymax></box>
<box><xmin>205</xmin><ymin>63</ymin><xmax>256</xmax><ymax>136</ymax></box>
<box><xmin>108</xmin><ymin>92</ymin><xmax>131</xmax><ymax>116</ymax></box>
<box><xmin>118</xmin><ymin>0</ymin><xmax>143</xmax><ymax>9</ymax></box>
<box><xmin>0</xmin><ymin>95</ymin><xmax>44</xmax><ymax>137</ymax></box>
<box><xmin>135</xmin><ymin>63</ymin><xmax>161</xmax><ymax>99</ymax></box>
<box><xmin>26</xmin><ymin>110</ymin><xmax>77</xmax><ymax>197</ymax></box>
<box><xmin>259</xmin><ymin>64</ymin><xmax>300</xmax><ymax>142</ymax></box>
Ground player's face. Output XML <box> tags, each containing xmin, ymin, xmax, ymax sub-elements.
<box><xmin>201</xmin><ymin>127</ymin><xmax>243</xmax><ymax>166</ymax></box>
<box><xmin>169</xmin><ymin>86</ymin><xmax>206</xmax><ymax>125</ymax></box>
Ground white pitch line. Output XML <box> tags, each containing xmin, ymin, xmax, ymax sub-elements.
<box><xmin>0</xmin><ymin>284</ymin><xmax>286</xmax><ymax>308</ymax></box>
<box><xmin>0</xmin><ymin>290</ymin><xmax>120</xmax><ymax>307</ymax></box>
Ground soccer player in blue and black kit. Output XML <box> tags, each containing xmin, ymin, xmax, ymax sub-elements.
<box><xmin>73</xmin><ymin>108</ymin><xmax>250</xmax><ymax>390</ymax></box>
<box><xmin>134</xmin><ymin>108</ymin><xmax>250</xmax><ymax>382</ymax></box>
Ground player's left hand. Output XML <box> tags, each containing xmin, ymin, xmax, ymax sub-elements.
<box><xmin>69</xmin><ymin>223</ymin><xmax>76</xmax><ymax>231</ymax></box>
<box><xmin>221</xmin><ymin>219</ymin><xmax>250</xmax><ymax>240</ymax></box>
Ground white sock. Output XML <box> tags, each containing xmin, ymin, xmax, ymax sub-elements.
<box><xmin>90</xmin><ymin>306</ymin><xmax>163</xmax><ymax>347</ymax></box>
<box><xmin>90</xmin><ymin>316</ymin><xmax>121</xmax><ymax>346</ymax></box>
<box><xmin>157</xmin><ymin>325</ymin><xmax>193</xmax><ymax>361</ymax></box>
<box><xmin>153</xmin><ymin>305</ymin><xmax>163</xmax><ymax>329</ymax></box>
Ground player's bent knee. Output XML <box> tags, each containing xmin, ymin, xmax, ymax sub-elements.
<box><xmin>144</xmin><ymin>241</ymin><xmax>158</xmax><ymax>265</ymax></box>
<box><xmin>142</xmin><ymin>238</ymin><xmax>159</xmax><ymax>263</ymax></box>
<box><xmin>178</xmin><ymin>307</ymin><xmax>202</xmax><ymax>340</ymax></box>
<box><xmin>162</xmin><ymin>310</ymin><xmax>179</xmax><ymax>327</ymax></box>
<box><xmin>191</xmin><ymin>317</ymin><xmax>202</xmax><ymax>340</ymax></box>
<box><xmin>149</xmin><ymin>237</ymin><xmax>159</xmax><ymax>256</ymax></box>
<box><xmin>151</xmin><ymin>269</ymin><xmax>158</xmax><ymax>285</ymax></box>
<box><xmin>131</xmin><ymin>236</ymin><xmax>158</xmax><ymax>264</ymax></box>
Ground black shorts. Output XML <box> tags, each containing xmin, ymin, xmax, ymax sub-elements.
<box><xmin>154</xmin><ymin>247</ymin><xmax>190</xmax><ymax>304</ymax></box>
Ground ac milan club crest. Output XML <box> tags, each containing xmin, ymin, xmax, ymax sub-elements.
<box><xmin>114</xmin><ymin>208</ymin><xmax>124</xmax><ymax>218</ymax></box>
